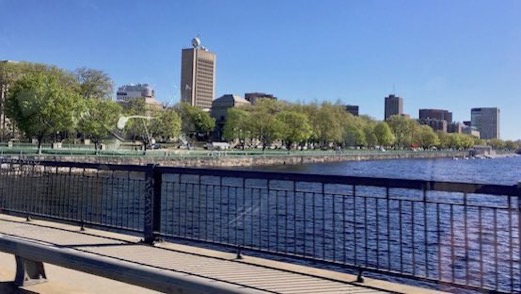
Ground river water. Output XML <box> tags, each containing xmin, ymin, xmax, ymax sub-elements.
<box><xmin>248</xmin><ymin>155</ymin><xmax>521</xmax><ymax>185</ymax></box>
<box><xmin>3</xmin><ymin>155</ymin><xmax>521</xmax><ymax>293</ymax></box>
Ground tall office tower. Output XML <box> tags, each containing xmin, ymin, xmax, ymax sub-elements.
<box><xmin>384</xmin><ymin>94</ymin><xmax>403</xmax><ymax>120</ymax></box>
<box><xmin>180</xmin><ymin>37</ymin><xmax>216</xmax><ymax>111</ymax></box>
<box><xmin>470</xmin><ymin>107</ymin><xmax>500</xmax><ymax>139</ymax></box>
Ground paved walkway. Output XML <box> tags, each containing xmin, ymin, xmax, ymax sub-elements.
<box><xmin>0</xmin><ymin>215</ymin><xmax>446</xmax><ymax>294</ymax></box>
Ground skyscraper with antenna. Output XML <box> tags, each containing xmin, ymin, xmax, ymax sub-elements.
<box><xmin>180</xmin><ymin>36</ymin><xmax>216</xmax><ymax>111</ymax></box>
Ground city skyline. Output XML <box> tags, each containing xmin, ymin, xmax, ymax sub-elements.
<box><xmin>1</xmin><ymin>1</ymin><xmax>520</xmax><ymax>139</ymax></box>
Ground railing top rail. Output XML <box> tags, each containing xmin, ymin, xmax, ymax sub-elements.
<box><xmin>156</xmin><ymin>166</ymin><xmax>521</xmax><ymax>196</ymax></box>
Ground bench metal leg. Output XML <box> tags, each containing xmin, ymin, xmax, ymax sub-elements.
<box><xmin>14</xmin><ymin>255</ymin><xmax>47</xmax><ymax>286</ymax></box>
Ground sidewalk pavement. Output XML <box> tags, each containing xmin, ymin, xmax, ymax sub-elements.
<box><xmin>0</xmin><ymin>252</ymin><xmax>159</xmax><ymax>294</ymax></box>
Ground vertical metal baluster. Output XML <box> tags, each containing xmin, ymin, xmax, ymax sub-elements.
<box><xmin>115</xmin><ymin>176</ymin><xmax>120</xmax><ymax>227</ymax></box>
<box><xmin>250</xmin><ymin>186</ymin><xmax>254</xmax><ymax>249</ymax></box>
<box><xmin>508</xmin><ymin>196</ymin><xmax>513</xmax><ymax>293</ymax></box>
<box><xmin>303</xmin><ymin>191</ymin><xmax>307</xmax><ymax>256</ymax></box>
<box><xmin>437</xmin><ymin>203</ymin><xmax>442</xmax><ymax>281</ymax></box>
<box><xmin>111</xmin><ymin>170</ymin><xmax>116</xmax><ymax>227</ymax></box>
<box><xmin>124</xmin><ymin>173</ymin><xmax>130</xmax><ymax>229</ymax></box>
<box><xmin>517</xmin><ymin>195</ymin><xmax>521</xmax><ymax>293</ymax></box>
<box><xmin>493</xmin><ymin>207</ymin><xmax>498</xmax><ymax>291</ymax></box>
<box><xmin>463</xmin><ymin>193</ymin><xmax>469</xmax><ymax>286</ymax></box>
<box><xmin>450</xmin><ymin>204</ymin><xmax>455</xmax><ymax>284</ymax></box>
<box><xmin>375</xmin><ymin>197</ymin><xmax>380</xmax><ymax>269</ymax></box>
<box><xmin>205</xmin><ymin>184</ymin><xmax>209</xmax><ymax>241</ymax></box>
<box><xmin>259</xmin><ymin>187</ymin><xmax>263</xmax><ymax>250</ymax></box>
<box><xmin>242</xmin><ymin>179</ymin><xmax>246</xmax><ymax>249</ymax></box>
<box><xmin>95</xmin><ymin>170</ymin><xmax>100</xmax><ymax>226</ymax></box>
<box><xmin>311</xmin><ymin>192</ymin><xmax>317</xmax><ymax>258</ymax></box>
<box><xmin>322</xmin><ymin>184</ymin><xmax>326</xmax><ymax>260</ymax></box>
<box><xmin>411</xmin><ymin>200</ymin><xmax>415</xmax><ymax>276</ymax></box>
<box><xmin>80</xmin><ymin>169</ymin><xmax>86</xmax><ymax>230</ymax></box>
<box><xmin>332</xmin><ymin>191</ymin><xmax>336</xmax><ymax>262</ymax></box>
<box><xmin>343</xmin><ymin>191</ymin><xmax>346</xmax><ymax>264</ymax></box>
<box><xmin>285</xmin><ymin>189</ymin><xmax>288</xmax><ymax>255</ymax></box>
<box><xmin>424</xmin><ymin>187</ymin><xmax>429</xmax><ymax>278</ymax></box>
<box><xmin>235</xmin><ymin>186</ymin><xmax>239</xmax><ymax>247</ymax></box>
<box><xmin>219</xmin><ymin>178</ymin><xmax>223</xmax><ymax>243</ymax></box>
<box><xmin>213</xmin><ymin>182</ymin><xmax>218</xmax><ymax>242</ymax></box>
<box><xmin>182</xmin><ymin>178</ymin><xmax>187</xmax><ymax>238</ymax></box>
<box><xmin>364</xmin><ymin>195</ymin><xmax>368</xmax><ymax>268</ymax></box>
<box><xmin>386</xmin><ymin>187</ymin><xmax>391</xmax><ymax>270</ymax></box>
<box><xmin>354</xmin><ymin>186</ymin><xmax>358</xmax><ymax>265</ymax></box>
<box><xmin>197</xmin><ymin>177</ymin><xmax>203</xmax><ymax>240</ymax></box>
<box><xmin>276</xmin><ymin>187</ymin><xmax>279</xmax><ymax>253</ymax></box>
<box><xmin>194</xmin><ymin>175</ymin><xmax>199</xmax><ymax>240</ymax></box>
<box><xmin>267</xmin><ymin>180</ymin><xmax>271</xmax><ymax>251</ymax></box>
<box><xmin>293</xmin><ymin>182</ymin><xmax>297</xmax><ymax>255</ymax></box>
<box><xmin>399</xmin><ymin>199</ymin><xmax>403</xmax><ymax>273</ymax></box>
<box><xmin>57</xmin><ymin>166</ymin><xmax>62</xmax><ymax>219</ymax></box>
<box><xmin>227</xmin><ymin>184</ymin><xmax>231</xmax><ymax>244</ymax></box>
<box><xmin>479</xmin><ymin>206</ymin><xmax>483</xmax><ymax>288</ymax></box>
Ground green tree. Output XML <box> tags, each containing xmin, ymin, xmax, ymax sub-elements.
<box><xmin>373</xmin><ymin>121</ymin><xmax>395</xmax><ymax>147</ymax></box>
<box><xmin>78</xmin><ymin>99</ymin><xmax>122</xmax><ymax>152</ymax></box>
<box><xmin>222</xmin><ymin>108</ymin><xmax>251</xmax><ymax>149</ymax></box>
<box><xmin>150</xmin><ymin>109</ymin><xmax>182</xmax><ymax>142</ymax></box>
<box><xmin>459</xmin><ymin>134</ymin><xmax>474</xmax><ymax>149</ymax></box>
<box><xmin>505</xmin><ymin>140</ymin><xmax>518</xmax><ymax>150</ymax></box>
<box><xmin>447</xmin><ymin>133</ymin><xmax>462</xmax><ymax>149</ymax></box>
<box><xmin>247</xmin><ymin>99</ymin><xmax>283</xmax><ymax>150</ymax></box>
<box><xmin>122</xmin><ymin>99</ymin><xmax>151</xmax><ymax>143</ymax></box>
<box><xmin>6</xmin><ymin>71</ymin><xmax>83</xmax><ymax>151</ymax></box>
<box><xmin>276</xmin><ymin>110</ymin><xmax>312</xmax><ymax>150</ymax></box>
<box><xmin>416</xmin><ymin>125</ymin><xmax>439</xmax><ymax>149</ymax></box>
<box><xmin>488</xmin><ymin>138</ymin><xmax>506</xmax><ymax>150</ymax></box>
<box><xmin>74</xmin><ymin>67</ymin><xmax>113</xmax><ymax>100</ymax></box>
<box><xmin>386</xmin><ymin>115</ymin><xmax>418</xmax><ymax>148</ymax></box>
<box><xmin>178</xmin><ymin>103</ymin><xmax>215</xmax><ymax>141</ymax></box>
<box><xmin>361</xmin><ymin>119</ymin><xmax>377</xmax><ymax>148</ymax></box>
<box><xmin>308</xmin><ymin>102</ymin><xmax>344</xmax><ymax>148</ymax></box>
<box><xmin>343</xmin><ymin>124</ymin><xmax>366</xmax><ymax>147</ymax></box>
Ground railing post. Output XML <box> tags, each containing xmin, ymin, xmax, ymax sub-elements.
<box><xmin>143</xmin><ymin>164</ymin><xmax>162</xmax><ymax>244</ymax></box>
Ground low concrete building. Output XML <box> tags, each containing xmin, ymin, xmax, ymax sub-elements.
<box><xmin>210</xmin><ymin>94</ymin><xmax>251</xmax><ymax>141</ymax></box>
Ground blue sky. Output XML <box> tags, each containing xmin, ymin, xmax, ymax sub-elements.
<box><xmin>1</xmin><ymin>0</ymin><xmax>520</xmax><ymax>139</ymax></box>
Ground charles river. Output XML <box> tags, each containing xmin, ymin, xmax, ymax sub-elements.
<box><xmin>4</xmin><ymin>154</ymin><xmax>521</xmax><ymax>293</ymax></box>
<box><xmin>249</xmin><ymin>155</ymin><xmax>521</xmax><ymax>185</ymax></box>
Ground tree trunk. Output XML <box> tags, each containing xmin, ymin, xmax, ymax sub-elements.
<box><xmin>37</xmin><ymin>135</ymin><xmax>43</xmax><ymax>154</ymax></box>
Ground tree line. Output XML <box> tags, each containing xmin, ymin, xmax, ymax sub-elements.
<box><xmin>1</xmin><ymin>61</ymin><xmax>214</xmax><ymax>152</ymax></box>
<box><xmin>223</xmin><ymin>99</ymin><xmax>520</xmax><ymax>151</ymax></box>
<box><xmin>1</xmin><ymin>61</ymin><xmax>519</xmax><ymax>152</ymax></box>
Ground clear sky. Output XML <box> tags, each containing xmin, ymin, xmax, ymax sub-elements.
<box><xmin>1</xmin><ymin>0</ymin><xmax>520</xmax><ymax>139</ymax></box>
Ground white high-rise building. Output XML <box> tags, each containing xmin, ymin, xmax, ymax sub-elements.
<box><xmin>470</xmin><ymin>107</ymin><xmax>500</xmax><ymax>139</ymax></box>
<box><xmin>116</xmin><ymin>83</ymin><xmax>154</xmax><ymax>102</ymax></box>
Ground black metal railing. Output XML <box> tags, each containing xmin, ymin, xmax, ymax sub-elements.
<box><xmin>0</xmin><ymin>158</ymin><xmax>520</xmax><ymax>293</ymax></box>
